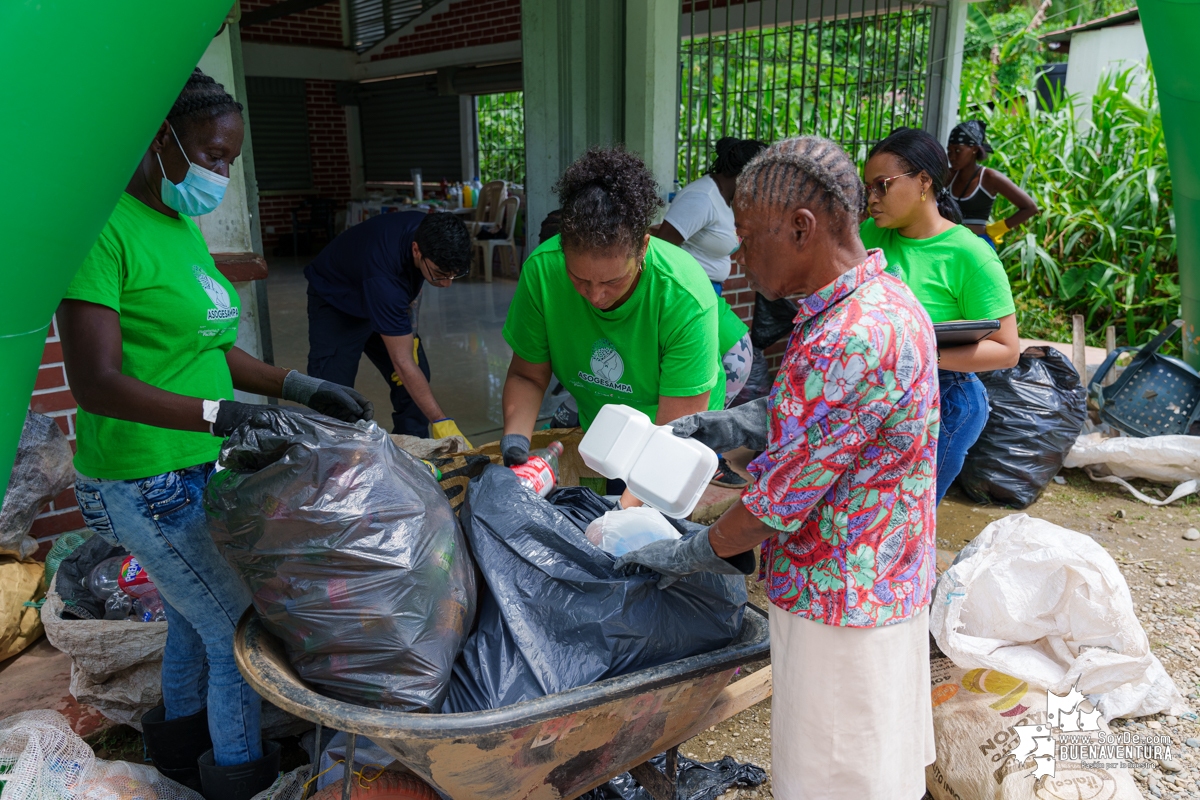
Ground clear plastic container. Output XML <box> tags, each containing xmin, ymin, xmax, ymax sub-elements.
<box><xmin>87</xmin><ymin>556</ymin><xmax>124</xmax><ymax>600</ymax></box>
<box><xmin>131</xmin><ymin>589</ymin><xmax>166</xmax><ymax>623</ymax></box>
<box><xmin>511</xmin><ymin>441</ymin><xmax>563</xmax><ymax>497</ymax></box>
<box><xmin>579</xmin><ymin>406</ymin><xmax>718</xmax><ymax>518</ymax></box>
<box><xmin>103</xmin><ymin>590</ymin><xmax>133</xmax><ymax>621</ymax></box>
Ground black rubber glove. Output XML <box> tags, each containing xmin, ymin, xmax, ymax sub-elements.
<box><xmin>670</xmin><ymin>397</ymin><xmax>770</xmax><ymax>453</ymax></box>
<box><xmin>212</xmin><ymin>401</ymin><xmax>265</xmax><ymax>438</ymax></box>
<box><xmin>614</xmin><ymin>529</ymin><xmax>756</xmax><ymax>589</ymax></box>
<box><xmin>281</xmin><ymin>370</ymin><xmax>373</xmax><ymax>423</ymax></box>
<box><xmin>500</xmin><ymin>433</ymin><xmax>530</xmax><ymax>467</ymax></box>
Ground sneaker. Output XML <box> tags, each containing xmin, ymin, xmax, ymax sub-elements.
<box><xmin>710</xmin><ymin>457</ymin><xmax>748</xmax><ymax>489</ymax></box>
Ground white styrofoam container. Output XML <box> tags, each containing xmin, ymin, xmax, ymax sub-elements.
<box><xmin>579</xmin><ymin>405</ymin><xmax>719</xmax><ymax>519</ymax></box>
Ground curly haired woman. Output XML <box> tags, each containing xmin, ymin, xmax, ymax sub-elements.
<box><xmin>499</xmin><ymin>147</ymin><xmax>723</xmax><ymax>508</ymax></box>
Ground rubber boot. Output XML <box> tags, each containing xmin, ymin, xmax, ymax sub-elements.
<box><xmin>198</xmin><ymin>740</ymin><xmax>281</xmax><ymax>800</ymax></box>
<box><xmin>141</xmin><ymin>705</ymin><xmax>212</xmax><ymax>792</ymax></box>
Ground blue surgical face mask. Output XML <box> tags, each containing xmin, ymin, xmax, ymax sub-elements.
<box><xmin>157</xmin><ymin>124</ymin><xmax>229</xmax><ymax>216</ymax></box>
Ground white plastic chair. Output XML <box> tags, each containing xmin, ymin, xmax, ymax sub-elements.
<box><xmin>472</xmin><ymin>196</ymin><xmax>521</xmax><ymax>282</ymax></box>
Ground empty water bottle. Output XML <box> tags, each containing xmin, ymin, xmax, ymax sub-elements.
<box><xmin>87</xmin><ymin>557</ymin><xmax>124</xmax><ymax>601</ymax></box>
<box><xmin>510</xmin><ymin>441</ymin><xmax>563</xmax><ymax>498</ymax></box>
<box><xmin>103</xmin><ymin>590</ymin><xmax>133</xmax><ymax>621</ymax></box>
<box><xmin>131</xmin><ymin>589</ymin><xmax>166</xmax><ymax>623</ymax></box>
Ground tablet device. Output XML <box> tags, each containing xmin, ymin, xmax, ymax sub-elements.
<box><xmin>934</xmin><ymin>320</ymin><xmax>1001</xmax><ymax>347</ymax></box>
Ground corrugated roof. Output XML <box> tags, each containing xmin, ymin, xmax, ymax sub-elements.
<box><xmin>1041</xmin><ymin>7</ymin><xmax>1140</xmax><ymax>42</ymax></box>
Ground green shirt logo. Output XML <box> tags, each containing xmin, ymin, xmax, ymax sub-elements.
<box><xmin>581</xmin><ymin>339</ymin><xmax>632</xmax><ymax>393</ymax></box>
<box><xmin>194</xmin><ymin>264</ymin><xmax>239</xmax><ymax>322</ymax></box>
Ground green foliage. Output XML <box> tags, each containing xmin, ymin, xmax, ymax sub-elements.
<box><xmin>476</xmin><ymin>91</ymin><xmax>525</xmax><ymax>184</ymax></box>
<box><xmin>968</xmin><ymin>68</ymin><xmax>1177</xmax><ymax>347</ymax></box>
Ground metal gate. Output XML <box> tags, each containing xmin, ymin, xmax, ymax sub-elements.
<box><xmin>678</xmin><ymin>0</ymin><xmax>949</xmax><ymax>182</ymax></box>
<box><xmin>477</xmin><ymin>91</ymin><xmax>526</xmax><ymax>184</ymax></box>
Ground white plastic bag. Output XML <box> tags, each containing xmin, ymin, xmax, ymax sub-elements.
<box><xmin>930</xmin><ymin>514</ymin><xmax>1190</xmax><ymax>719</ymax></box>
<box><xmin>1064</xmin><ymin>432</ymin><xmax>1200</xmax><ymax>505</ymax></box>
<box><xmin>584</xmin><ymin>506</ymin><xmax>681</xmax><ymax>556</ymax></box>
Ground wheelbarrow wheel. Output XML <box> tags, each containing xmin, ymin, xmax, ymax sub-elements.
<box><xmin>311</xmin><ymin>770</ymin><xmax>440</xmax><ymax>800</ymax></box>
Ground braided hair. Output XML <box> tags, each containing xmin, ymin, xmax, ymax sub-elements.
<box><xmin>734</xmin><ymin>136</ymin><xmax>864</xmax><ymax>233</ymax></box>
<box><xmin>868</xmin><ymin>127</ymin><xmax>962</xmax><ymax>224</ymax></box>
<box><xmin>708</xmin><ymin>137</ymin><xmax>768</xmax><ymax>178</ymax></box>
<box><xmin>168</xmin><ymin>68</ymin><xmax>243</xmax><ymax>137</ymax></box>
<box><xmin>554</xmin><ymin>147</ymin><xmax>664</xmax><ymax>258</ymax></box>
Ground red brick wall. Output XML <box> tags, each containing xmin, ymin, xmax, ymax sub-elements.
<box><xmin>369</xmin><ymin>0</ymin><xmax>521</xmax><ymax>62</ymax></box>
<box><xmin>239</xmin><ymin>0</ymin><xmax>345</xmax><ymax>47</ymax></box>
<box><xmin>258</xmin><ymin>79</ymin><xmax>353</xmax><ymax>253</ymax></box>
<box><xmin>27</xmin><ymin>317</ymin><xmax>84</xmax><ymax>554</ymax></box>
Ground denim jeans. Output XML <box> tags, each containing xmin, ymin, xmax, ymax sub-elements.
<box><xmin>936</xmin><ymin>371</ymin><xmax>990</xmax><ymax>505</ymax></box>
<box><xmin>74</xmin><ymin>463</ymin><xmax>262</xmax><ymax>766</ymax></box>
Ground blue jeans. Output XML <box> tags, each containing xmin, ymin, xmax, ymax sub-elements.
<box><xmin>936</xmin><ymin>371</ymin><xmax>990</xmax><ymax>505</ymax></box>
<box><xmin>74</xmin><ymin>463</ymin><xmax>262</xmax><ymax>766</ymax></box>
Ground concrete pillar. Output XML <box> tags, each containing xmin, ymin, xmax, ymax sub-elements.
<box><xmin>924</xmin><ymin>0</ymin><xmax>968</xmax><ymax>144</ymax></box>
<box><xmin>522</xmin><ymin>0</ymin><xmax>679</xmax><ymax>249</ymax></box>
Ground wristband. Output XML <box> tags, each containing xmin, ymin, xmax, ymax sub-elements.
<box><xmin>201</xmin><ymin>399</ymin><xmax>221</xmax><ymax>434</ymax></box>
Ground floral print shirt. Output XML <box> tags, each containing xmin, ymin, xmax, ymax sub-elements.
<box><xmin>743</xmin><ymin>250</ymin><xmax>940</xmax><ymax>627</ymax></box>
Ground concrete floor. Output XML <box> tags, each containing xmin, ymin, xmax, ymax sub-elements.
<box><xmin>0</xmin><ymin>638</ymin><xmax>111</xmax><ymax>736</ymax></box>
<box><xmin>265</xmin><ymin>256</ymin><xmax>518</xmax><ymax>445</ymax></box>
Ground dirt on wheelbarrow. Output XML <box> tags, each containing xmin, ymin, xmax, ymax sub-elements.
<box><xmin>680</xmin><ymin>465</ymin><xmax>1200</xmax><ymax>799</ymax></box>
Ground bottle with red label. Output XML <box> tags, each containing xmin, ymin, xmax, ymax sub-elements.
<box><xmin>118</xmin><ymin>555</ymin><xmax>157</xmax><ymax>598</ymax></box>
<box><xmin>510</xmin><ymin>441</ymin><xmax>563</xmax><ymax>497</ymax></box>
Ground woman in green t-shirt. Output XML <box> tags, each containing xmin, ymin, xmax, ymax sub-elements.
<box><xmin>57</xmin><ymin>70</ymin><xmax>371</xmax><ymax>798</ymax></box>
<box><xmin>859</xmin><ymin>127</ymin><xmax>1020</xmax><ymax>505</ymax></box>
<box><xmin>500</xmin><ymin>148</ymin><xmax>723</xmax><ymax>507</ymax></box>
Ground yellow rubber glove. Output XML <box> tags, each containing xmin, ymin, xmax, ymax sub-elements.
<box><xmin>389</xmin><ymin>337</ymin><xmax>422</xmax><ymax>386</ymax></box>
<box><xmin>430</xmin><ymin>418</ymin><xmax>472</xmax><ymax>448</ymax></box>
<box><xmin>985</xmin><ymin>218</ymin><xmax>1010</xmax><ymax>244</ymax></box>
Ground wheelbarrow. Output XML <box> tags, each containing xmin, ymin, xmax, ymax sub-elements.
<box><xmin>234</xmin><ymin>605</ymin><xmax>772</xmax><ymax>800</ymax></box>
<box><xmin>1089</xmin><ymin>319</ymin><xmax>1200</xmax><ymax>437</ymax></box>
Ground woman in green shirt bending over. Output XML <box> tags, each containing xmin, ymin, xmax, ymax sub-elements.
<box><xmin>860</xmin><ymin>127</ymin><xmax>1020</xmax><ymax>505</ymax></box>
<box><xmin>501</xmin><ymin>147</ymin><xmax>723</xmax><ymax>507</ymax></box>
<box><xmin>58</xmin><ymin>70</ymin><xmax>370</xmax><ymax>799</ymax></box>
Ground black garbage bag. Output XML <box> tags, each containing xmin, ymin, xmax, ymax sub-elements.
<box><xmin>749</xmin><ymin>293</ymin><xmax>798</xmax><ymax>351</ymax></box>
<box><xmin>442</xmin><ymin>466</ymin><xmax>747</xmax><ymax>713</ymax></box>
<box><xmin>580</xmin><ymin>753</ymin><xmax>768</xmax><ymax>800</ymax></box>
<box><xmin>957</xmin><ymin>346</ymin><xmax>1088</xmax><ymax>508</ymax></box>
<box><xmin>206</xmin><ymin>408</ymin><xmax>476</xmax><ymax>711</ymax></box>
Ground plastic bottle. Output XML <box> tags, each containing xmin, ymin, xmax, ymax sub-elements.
<box><xmin>511</xmin><ymin>441</ymin><xmax>563</xmax><ymax>498</ymax></box>
<box><xmin>420</xmin><ymin>459</ymin><xmax>442</xmax><ymax>481</ymax></box>
<box><xmin>585</xmin><ymin>507</ymin><xmax>681</xmax><ymax>557</ymax></box>
<box><xmin>87</xmin><ymin>557</ymin><xmax>124</xmax><ymax>600</ymax></box>
<box><xmin>103</xmin><ymin>590</ymin><xmax>133</xmax><ymax>621</ymax></box>
<box><xmin>118</xmin><ymin>555</ymin><xmax>156</xmax><ymax>597</ymax></box>
<box><xmin>131</xmin><ymin>589</ymin><xmax>166</xmax><ymax>623</ymax></box>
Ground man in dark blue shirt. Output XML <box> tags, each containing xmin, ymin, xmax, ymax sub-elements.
<box><xmin>305</xmin><ymin>210</ymin><xmax>472</xmax><ymax>441</ymax></box>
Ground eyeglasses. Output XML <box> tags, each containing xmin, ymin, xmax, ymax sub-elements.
<box><xmin>863</xmin><ymin>171</ymin><xmax>916</xmax><ymax>199</ymax></box>
<box><xmin>423</xmin><ymin>255</ymin><xmax>468</xmax><ymax>281</ymax></box>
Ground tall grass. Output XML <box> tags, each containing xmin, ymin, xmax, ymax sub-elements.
<box><xmin>968</xmin><ymin>67</ymin><xmax>1177</xmax><ymax>347</ymax></box>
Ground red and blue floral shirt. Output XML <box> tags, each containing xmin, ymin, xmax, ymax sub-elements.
<box><xmin>743</xmin><ymin>250</ymin><xmax>940</xmax><ymax>628</ymax></box>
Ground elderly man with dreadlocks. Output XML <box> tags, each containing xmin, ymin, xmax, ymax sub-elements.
<box><xmin>617</xmin><ymin>137</ymin><xmax>940</xmax><ymax>799</ymax></box>
<box><xmin>58</xmin><ymin>69</ymin><xmax>372</xmax><ymax>799</ymax></box>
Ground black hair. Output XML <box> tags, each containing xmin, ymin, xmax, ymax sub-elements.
<box><xmin>554</xmin><ymin>147</ymin><xmax>664</xmax><ymax>258</ymax></box>
<box><xmin>708</xmin><ymin>137</ymin><xmax>768</xmax><ymax>178</ymax></box>
<box><xmin>168</xmin><ymin>68</ymin><xmax>244</xmax><ymax>137</ymax></box>
<box><xmin>734</xmin><ymin>136</ymin><xmax>864</xmax><ymax>234</ymax></box>
<box><xmin>868</xmin><ymin>127</ymin><xmax>962</xmax><ymax>224</ymax></box>
<box><xmin>414</xmin><ymin>212</ymin><xmax>472</xmax><ymax>277</ymax></box>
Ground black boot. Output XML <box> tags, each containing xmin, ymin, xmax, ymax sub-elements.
<box><xmin>198</xmin><ymin>740</ymin><xmax>281</xmax><ymax>800</ymax></box>
<box><xmin>141</xmin><ymin>705</ymin><xmax>213</xmax><ymax>792</ymax></box>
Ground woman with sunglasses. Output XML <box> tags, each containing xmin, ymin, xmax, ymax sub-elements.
<box><xmin>860</xmin><ymin>127</ymin><xmax>1019</xmax><ymax>504</ymax></box>
<box><xmin>500</xmin><ymin>147</ymin><xmax>724</xmax><ymax>508</ymax></box>
<box><xmin>947</xmin><ymin>120</ymin><xmax>1040</xmax><ymax>249</ymax></box>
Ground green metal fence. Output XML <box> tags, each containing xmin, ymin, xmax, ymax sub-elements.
<box><xmin>476</xmin><ymin>91</ymin><xmax>526</xmax><ymax>184</ymax></box>
<box><xmin>678</xmin><ymin>0</ymin><xmax>944</xmax><ymax>183</ymax></box>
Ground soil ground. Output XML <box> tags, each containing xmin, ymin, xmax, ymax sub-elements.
<box><xmin>680</xmin><ymin>469</ymin><xmax>1200</xmax><ymax>799</ymax></box>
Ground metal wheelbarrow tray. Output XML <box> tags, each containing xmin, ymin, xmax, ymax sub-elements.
<box><xmin>234</xmin><ymin>604</ymin><xmax>772</xmax><ymax>800</ymax></box>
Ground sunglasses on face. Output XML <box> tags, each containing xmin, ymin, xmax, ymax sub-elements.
<box><xmin>863</xmin><ymin>171</ymin><xmax>916</xmax><ymax>199</ymax></box>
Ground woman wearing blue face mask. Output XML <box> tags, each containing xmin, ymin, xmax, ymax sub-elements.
<box><xmin>56</xmin><ymin>69</ymin><xmax>372</xmax><ymax>800</ymax></box>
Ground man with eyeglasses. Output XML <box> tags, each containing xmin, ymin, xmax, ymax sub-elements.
<box><xmin>304</xmin><ymin>210</ymin><xmax>474</xmax><ymax>443</ymax></box>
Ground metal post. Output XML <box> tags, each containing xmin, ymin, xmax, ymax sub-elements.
<box><xmin>341</xmin><ymin>733</ymin><xmax>357</xmax><ymax>800</ymax></box>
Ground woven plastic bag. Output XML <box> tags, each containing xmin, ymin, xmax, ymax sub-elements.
<box><xmin>0</xmin><ymin>559</ymin><xmax>45</xmax><ymax>662</ymax></box>
<box><xmin>0</xmin><ymin>710</ymin><xmax>201</xmax><ymax>800</ymax></box>
<box><xmin>0</xmin><ymin>411</ymin><xmax>74</xmax><ymax>559</ymax></box>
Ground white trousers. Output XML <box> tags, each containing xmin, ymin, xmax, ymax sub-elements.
<box><xmin>769</xmin><ymin>604</ymin><xmax>935</xmax><ymax>800</ymax></box>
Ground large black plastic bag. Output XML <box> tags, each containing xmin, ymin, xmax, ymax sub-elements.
<box><xmin>958</xmin><ymin>346</ymin><xmax>1088</xmax><ymax>508</ymax></box>
<box><xmin>206</xmin><ymin>409</ymin><xmax>476</xmax><ymax>711</ymax></box>
<box><xmin>442</xmin><ymin>466</ymin><xmax>746</xmax><ymax>713</ymax></box>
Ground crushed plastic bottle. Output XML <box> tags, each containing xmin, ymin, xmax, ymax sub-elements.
<box><xmin>131</xmin><ymin>589</ymin><xmax>166</xmax><ymax>623</ymax></box>
<box><xmin>87</xmin><ymin>556</ymin><xmax>124</xmax><ymax>601</ymax></box>
<box><xmin>511</xmin><ymin>441</ymin><xmax>563</xmax><ymax>498</ymax></box>
<box><xmin>103</xmin><ymin>590</ymin><xmax>134</xmax><ymax>621</ymax></box>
